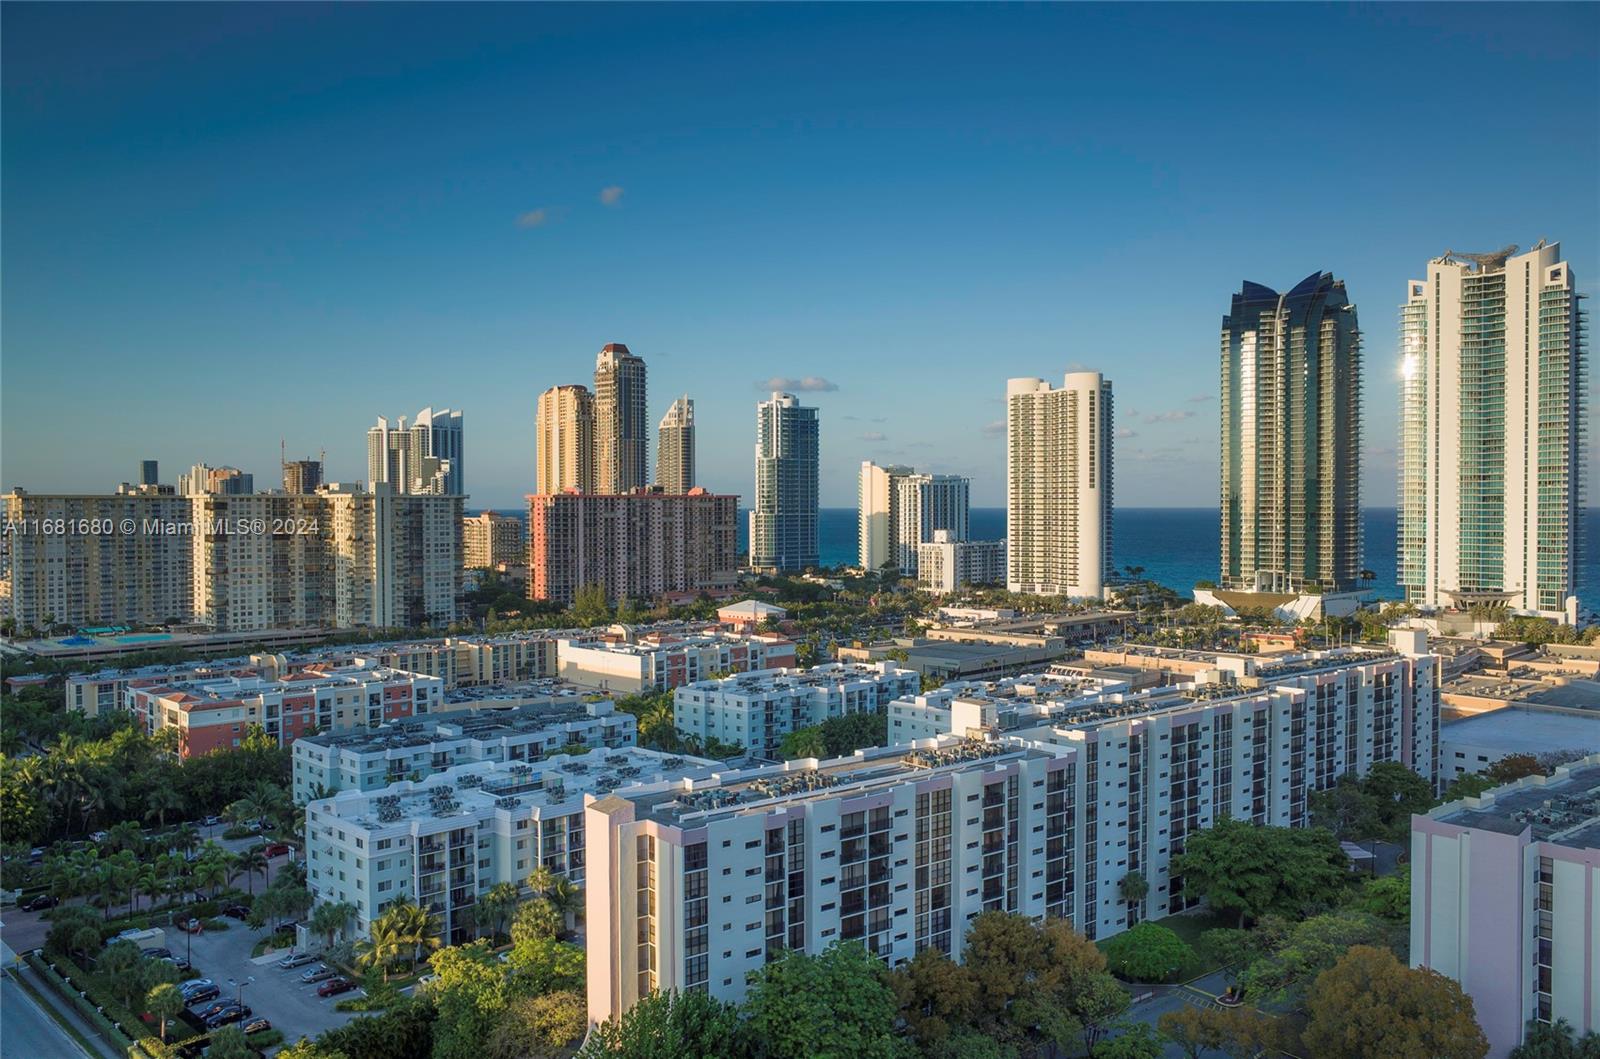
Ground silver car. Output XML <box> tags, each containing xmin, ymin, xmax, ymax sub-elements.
<box><xmin>278</xmin><ymin>951</ymin><xmax>317</xmax><ymax>969</ymax></box>
<box><xmin>300</xmin><ymin>964</ymin><xmax>337</xmax><ymax>983</ymax></box>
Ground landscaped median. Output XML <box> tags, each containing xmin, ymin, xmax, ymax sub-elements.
<box><xmin>27</xmin><ymin>950</ymin><xmax>141</xmax><ymax>1055</ymax></box>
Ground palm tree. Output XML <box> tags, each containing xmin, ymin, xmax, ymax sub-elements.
<box><xmin>357</xmin><ymin>918</ymin><xmax>405</xmax><ymax>983</ymax></box>
<box><xmin>546</xmin><ymin>877</ymin><xmax>583</xmax><ymax>937</ymax></box>
<box><xmin>147</xmin><ymin>982</ymin><xmax>184</xmax><ymax>1043</ymax></box>
<box><xmin>310</xmin><ymin>901</ymin><xmax>357</xmax><ymax>950</ymax></box>
<box><xmin>143</xmin><ymin>786</ymin><xmax>185</xmax><ymax>830</ymax></box>
<box><xmin>233</xmin><ymin>847</ymin><xmax>268</xmax><ymax>896</ymax></box>
<box><xmin>136</xmin><ymin>864</ymin><xmax>162</xmax><ymax>913</ymax></box>
<box><xmin>477</xmin><ymin>883</ymin><xmax>519</xmax><ymax>943</ymax></box>
<box><xmin>525</xmin><ymin>865</ymin><xmax>556</xmax><ymax>898</ymax></box>
<box><xmin>381</xmin><ymin>900</ymin><xmax>442</xmax><ymax>971</ymax></box>
<box><xmin>192</xmin><ymin>854</ymin><xmax>228</xmax><ymax>899</ymax></box>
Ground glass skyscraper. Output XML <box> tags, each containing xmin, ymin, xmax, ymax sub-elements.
<box><xmin>1397</xmin><ymin>241</ymin><xmax>1586</xmax><ymax>622</ymax></box>
<box><xmin>1219</xmin><ymin>272</ymin><xmax>1362</xmax><ymax>594</ymax></box>
<box><xmin>750</xmin><ymin>392</ymin><xmax>819</xmax><ymax>572</ymax></box>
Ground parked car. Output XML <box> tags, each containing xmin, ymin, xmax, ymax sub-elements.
<box><xmin>160</xmin><ymin>955</ymin><xmax>193</xmax><ymax>972</ymax></box>
<box><xmin>278</xmin><ymin>951</ymin><xmax>317</xmax><ymax>969</ymax></box>
<box><xmin>179</xmin><ymin>977</ymin><xmax>213</xmax><ymax>992</ymax></box>
<box><xmin>202</xmin><ymin>816</ymin><xmax>222</xmax><ymax>827</ymax></box>
<box><xmin>21</xmin><ymin>894</ymin><xmax>57</xmax><ymax>912</ymax></box>
<box><xmin>221</xmin><ymin>904</ymin><xmax>251</xmax><ymax>920</ymax></box>
<box><xmin>193</xmin><ymin>999</ymin><xmax>233</xmax><ymax>1020</ymax></box>
<box><xmin>262</xmin><ymin>842</ymin><xmax>292</xmax><ymax>858</ymax></box>
<box><xmin>183</xmin><ymin>984</ymin><xmax>219</xmax><ymax>1005</ymax></box>
<box><xmin>204</xmin><ymin>1004</ymin><xmax>252</xmax><ymax>1029</ymax></box>
<box><xmin>241</xmin><ymin>1017</ymin><xmax>271</xmax><ymax>1034</ymax></box>
<box><xmin>300</xmin><ymin>965</ymin><xmax>337</xmax><ymax>983</ymax></box>
<box><xmin>317</xmin><ymin>977</ymin><xmax>356</xmax><ymax>998</ymax></box>
<box><xmin>176</xmin><ymin>918</ymin><xmax>203</xmax><ymax>933</ymax></box>
<box><xmin>141</xmin><ymin>947</ymin><xmax>173</xmax><ymax>959</ymax></box>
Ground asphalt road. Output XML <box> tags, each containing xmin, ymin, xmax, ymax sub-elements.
<box><xmin>1</xmin><ymin>954</ymin><xmax>97</xmax><ymax>1059</ymax></box>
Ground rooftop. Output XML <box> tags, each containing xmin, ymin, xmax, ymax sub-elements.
<box><xmin>1442</xmin><ymin>709</ymin><xmax>1600</xmax><ymax>756</ymax></box>
<box><xmin>296</xmin><ymin>699</ymin><xmax>623</xmax><ymax>754</ymax></box>
<box><xmin>684</xmin><ymin>662</ymin><xmax>908</xmax><ymax>693</ymax></box>
<box><xmin>315</xmin><ymin>746</ymin><xmax>719</xmax><ymax>831</ymax></box>
<box><xmin>1433</xmin><ymin>755</ymin><xmax>1600</xmax><ymax>849</ymax></box>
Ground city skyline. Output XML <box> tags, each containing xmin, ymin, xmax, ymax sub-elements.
<box><xmin>4</xmin><ymin>5</ymin><xmax>1596</xmax><ymax>510</ymax></box>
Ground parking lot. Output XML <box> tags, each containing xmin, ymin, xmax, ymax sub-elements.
<box><xmin>180</xmin><ymin>920</ymin><xmax>361</xmax><ymax>1043</ymax></box>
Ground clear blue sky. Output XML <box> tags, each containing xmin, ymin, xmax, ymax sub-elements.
<box><xmin>4</xmin><ymin>3</ymin><xmax>1596</xmax><ymax>509</ymax></box>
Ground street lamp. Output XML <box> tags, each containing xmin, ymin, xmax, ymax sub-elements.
<box><xmin>227</xmin><ymin>974</ymin><xmax>255</xmax><ymax>1007</ymax></box>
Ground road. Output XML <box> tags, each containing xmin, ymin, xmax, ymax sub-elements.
<box><xmin>1</xmin><ymin>941</ymin><xmax>99</xmax><ymax>1059</ymax></box>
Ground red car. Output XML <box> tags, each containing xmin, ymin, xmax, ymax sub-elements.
<box><xmin>317</xmin><ymin>977</ymin><xmax>356</xmax><ymax>998</ymax></box>
<box><xmin>176</xmin><ymin>918</ymin><xmax>204</xmax><ymax>934</ymax></box>
<box><xmin>262</xmin><ymin>843</ymin><xmax>292</xmax><ymax>858</ymax></box>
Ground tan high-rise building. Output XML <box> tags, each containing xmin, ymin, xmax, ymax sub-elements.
<box><xmin>282</xmin><ymin>459</ymin><xmax>324</xmax><ymax>494</ymax></box>
<box><xmin>655</xmin><ymin>395</ymin><xmax>695</xmax><ymax>494</ymax></box>
<box><xmin>857</xmin><ymin>461</ymin><xmax>913</xmax><ymax>572</ymax></box>
<box><xmin>1006</xmin><ymin>372</ymin><xmax>1113</xmax><ymax>598</ymax></box>
<box><xmin>463</xmin><ymin>511</ymin><xmax>527</xmax><ymax>569</ymax></box>
<box><xmin>527</xmin><ymin>488</ymin><xmax>737</xmax><ymax>606</ymax></box>
<box><xmin>536</xmin><ymin>385</ymin><xmax>596</xmax><ymax>495</ymax></box>
<box><xmin>594</xmin><ymin>343</ymin><xmax>648</xmax><ymax>494</ymax></box>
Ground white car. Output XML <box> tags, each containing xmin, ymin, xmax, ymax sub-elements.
<box><xmin>278</xmin><ymin>951</ymin><xmax>318</xmax><ymax>969</ymax></box>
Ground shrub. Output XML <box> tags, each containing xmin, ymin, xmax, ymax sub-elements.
<box><xmin>1103</xmin><ymin>923</ymin><xmax>1194</xmax><ymax>983</ymax></box>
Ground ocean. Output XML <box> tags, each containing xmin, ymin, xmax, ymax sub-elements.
<box><xmin>496</xmin><ymin>506</ymin><xmax>1598</xmax><ymax>609</ymax></box>
<box><xmin>741</xmin><ymin>507</ymin><xmax>1600</xmax><ymax>608</ymax></box>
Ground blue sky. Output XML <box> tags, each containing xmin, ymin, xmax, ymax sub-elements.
<box><xmin>3</xmin><ymin>3</ymin><xmax>1596</xmax><ymax>509</ymax></box>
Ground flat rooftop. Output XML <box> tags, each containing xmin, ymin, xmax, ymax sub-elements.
<box><xmin>629</xmin><ymin>738</ymin><xmax>1053</xmax><ymax>827</ymax></box>
<box><xmin>297</xmin><ymin>699</ymin><xmax>621</xmax><ymax>753</ymax></box>
<box><xmin>318</xmin><ymin>747</ymin><xmax>719</xmax><ymax>830</ymax></box>
<box><xmin>1436</xmin><ymin>761</ymin><xmax>1600</xmax><ymax>849</ymax></box>
<box><xmin>1442</xmin><ymin>709</ymin><xmax>1600</xmax><ymax>755</ymax></box>
<box><xmin>685</xmin><ymin>663</ymin><xmax>904</xmax><ymax>692</ymax></box>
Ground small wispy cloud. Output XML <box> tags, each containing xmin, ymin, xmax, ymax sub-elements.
<box><xmin>516</xmin><ymin>208</ymin><xmax>551</xmax><ymax>229</ymax></box>
<box><xmin>981</xmin><ymin>420</ymin><xmax>1006</xmax><ymax>438</ymax></box>
<box><xmin>599</xmin><ymin>185</ymin><xmax>625</xmax><ymax>206</ymax></box>
<box><xmin>1116</xmin><ymin>427</ymin><xmax>1138</xmax><ymax>439</ymax></box>
<box><xmin>859</xmin><ymin>431</ymin><xmax>888</xmax><ymax>442</ymax></box>
<box><xmin>756</xmin><ymin>376</ymin><xmax>839</xmax><ymax>393</ymax></box>
<box><xmin>1143</xmin><ymin>410</ymin><xmax>1195</xmax><ymax>424</ymax></box>
<box><xmin>1187</xmin><ymin>393</ymin><xmax>1214</xmax><ymax>403</ymax></box>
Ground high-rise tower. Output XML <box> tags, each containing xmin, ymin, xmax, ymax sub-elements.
<box><xmin>1006</xmin><ymin>372</ymin><xmax>1113</xmax><ymax>598</ymax></box>
<box><xmin>1219</xmin><ymin>272</ymin><xmax>1362</xmax><ymax>594</ymax></box>
<box><xmin>1398</xmin><ymin>241</ymin><xmax>1586</xmax><ymax>622</ymax></box>
<box><xmin>656</xmin><ymin>395</ymin><xmax>695</xmax><ymax>494</ymax></box>
<box><xmin>594</xmin><ymin>344</ymin><xmax>648</xmax><ymax>493</ymax></box>
<box><xmin>857</xmin><ymin>461</ymin><xmax>913</xmax><ymax>572</ymax></box>
<box><xmin>536</xmin><ymin>385</ymin><xmax>596</xmax><ymax>495</ymax></box>
<box><xmin>750</xmin><ymin>392</ymin><xmax>819</xmax><ymax>572</ymax></box>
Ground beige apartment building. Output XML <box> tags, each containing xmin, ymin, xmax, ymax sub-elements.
<box><xmin>536</xmin><ymin>384</ymin><xmax>596</xmax><ymax>495</ymax></box>
<box><xmin>463</xmin><ymin>511</ymin><xmax>527</xmax><ymax>569</ymax></box>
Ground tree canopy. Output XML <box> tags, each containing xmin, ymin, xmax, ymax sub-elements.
<box><xmin>1300</xmin><ymin>945</ymin><xmax>1488</xmax><ymax>1059</ymax></box>
<box><xmin>1174</xmin><ymin>819</ymin><xmax>1349</xmax><ymax>926</ymax></box>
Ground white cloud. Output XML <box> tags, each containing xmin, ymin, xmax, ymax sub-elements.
<box><xmin>1143</xmin><ymin>409</ymin><xmax>1196</xmax><ymax>424</ymax></box>
<box><xmin>755</xmin><ymin>376</ymin><xmax>839</xmax><ymax>393</ymax></box>
<box><xmin>516</xmin><ymin>208</ymin><xmax>550</xmax><ymax>228</ymax></box>
<box><xmin>599</xmin><ymin>185</ymin><xmax>625</xmax><ymax>206</ymax></box>
<box><xmin>1187</xmin><ymin>393</ymin><xmax>1214</xmax><ymax>403</ymax></box>
<box><xmin>981</xmin><ymin>420</ymin><xmax>1005</xmax><ymax>438</ymax></box>
<box><xmin>1116</xmin><ymin>427</ymin><xmax>1138</xmax><ymax>439</ymax></box>
<box><xmin>860</xmin><ymin>431</ymin><xmax>887</xmax><ymax>442</ymax></box>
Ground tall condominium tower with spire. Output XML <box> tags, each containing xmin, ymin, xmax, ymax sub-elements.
<box><xmin>1219</xmin><ymin>272</ymin><xmax>1362</xmax><ymax>595</ymax></box>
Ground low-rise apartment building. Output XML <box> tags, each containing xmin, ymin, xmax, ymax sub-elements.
<box><xmin>557</xmin><ymin>630</ymin><xmax>797</xmax><ymax>694</ymax></box>
<box><xmin>1412</xmin><ymin>755</ymin><xmax>1600</xmax><ymax>1058</ymax></box>
<box><xmin>292</xmin><ymin>699</ymin><xmax>638</xmax><ymax>801</ymax></box>
<box><xmin>305</xmin><ymin>747</ymin><xmax>720</xmax><ymax>943</ymax></box>
<box><xmin>128</xmin><ymin>661</ymin><xmax>445</xmax><ymax>757</ymax></box>
<box><xmin>916</xmin><ymin>532</ymin><xmax>1006</xmax><ymax>593</ymax></box>
<box><xmin>585</xmin><ymin>637</ymin><xmax>1442</xmax><ymax>1023</ymax></box>
<box><xmin>673</xmin><ymin>662</ymin><xmax>921</xmax><ymax>756</ymax></box>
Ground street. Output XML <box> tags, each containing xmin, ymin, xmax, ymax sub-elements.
<box><xmin>1</xmin><ymin>970</ymin><xmax>95</xmax><ymax>1059</ymax></box>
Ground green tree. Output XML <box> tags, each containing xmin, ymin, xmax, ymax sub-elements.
<box><xmin>1094</xmin><ymin>1022</ymin><xmax>1166</xmax><ymax>1059</ymax></box>
<box><xmin>577</xmin><ymin>988</ymin><xmax>743</xmax><ymax>1059</ymax></box>
<box><xmin>1310</xmin><ymin>763</ymin><xmax>1435</xmax><ymax>842</ymax></box>
<box><xmin>98</xmin><ymin>940</ymin><xmax>144</xmax><ymax>1006</ymax></box>
<box><xmin>1486</xmin><ymin>754</ymin><xmax>1544</xmax><ymax>785</ymax></box>
<box><xmin>889</xmin><ymin>946</ymin><xmax>978</xmax><ymax>1054</ymax></box>
<box><xmin>571</xmin><ymin>584</ymin><xmax>612</xmax><ymax>628</ymax></box>
<box><xmin>146</xmin><ymin>982</ymin><xmax>184</xmax><ymax>1042</ymax></box>
<box><xmin>779</xmin><ymin>726</ymin><xmax>827</xmax><ymax>760</ymax></box>
<box><xmin>1157</xmin><ymin>1007</ymin><xmax>1221</xmax><ymax>1059</ymax></box>
<box><xmin>1441</xmin><ymin>772</ymin><xmax>1497</xmax><ymax>802</ymax></box>
<box><xmin>207</xmin><ymin>1026</ymin><xmax>255</xmax><ymax>1059</ymax></box>
<box><xmin>741</xmin><ymin>941</ymin><xmax>900</xmax><ymax>1059</ymax></box>
<box><xmin>1301</xmin><ymin>945</ymin><xmax>1488</xmax><ymax>1059</ymax></box>
<box><xmin>312</xmin><ymin>900</ymin><xmax>358</xmax><ymax>949</ymax></box>
<box><xmin>1350</xmin><ymin>866</ymin><xmax>1411</xmax><ymax>924</ymax></box>
<box><xmin>504</xmin><ymin>935</ymin><xmax>585</xmax><ymax>995</ymax></box>
<box><xmin>511</xmin><ymin>897</ymin><xmax>563</xmax><ymax>945</ymax></box>
<box><xmin>474</xmin><ymin>882</ymin><xmax>520</xmax><ymax>942</ymax></box>
<box><xmin>1237</xmin><ymin>909</ymin><xmax>1395</xmax><ymax>1005</ymax></box>
<box><xmin>1509</xmin><ymin>1018</ymin><xmax>1600</xmax><ymax>1058</ymax></box>
<box><xmin>486</xmin><ymin>990</ymin><xmax>587</xmax><ymax>1059</ymax></box>
<box><xmin>1174</xmin><ymin>818</ymin><xmax>1349</xmax><ymax>927</ymax></box>
<box><xmin>1118</xmin><ymin>871</ymin><xmax>1150</xmax><ymax>904</ymax></box>
<box><xmin>317</xmin><ymin>996</ymin><xmax>437</xmax><ymax>1059</ymax></box>
<box><xmin>1102</xmin><ymin>922</ymin><xmax>1193</xmax><ymax>983</ymax></box>
<box><xmin>430</xmin><ymin>942</ymin><xmax>512</xmax><ymax>1059</ymax></box>
<box><xmin>234</xmin><ymin>846</ymin><xmax>269</xmax><ymax>895</ymax></box>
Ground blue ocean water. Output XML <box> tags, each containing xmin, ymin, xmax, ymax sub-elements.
<box><xmin>736</xmin><ymin>507</ymin><xmax>1600</xmax><ymax>608</ymax></box>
